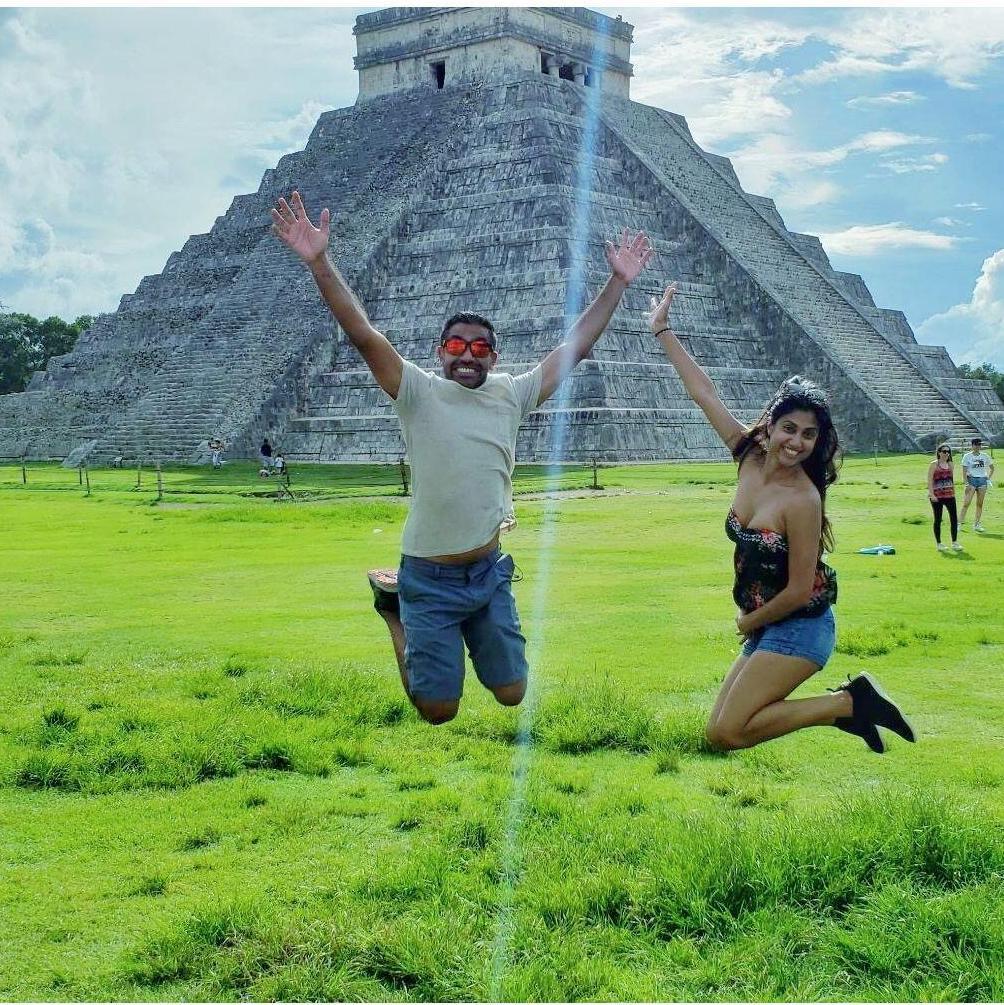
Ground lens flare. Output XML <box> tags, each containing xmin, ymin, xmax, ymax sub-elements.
<box><xmin>490</xmin><ymin>25</ymin><xmax>610</xmax><ymax>999</ymax></box>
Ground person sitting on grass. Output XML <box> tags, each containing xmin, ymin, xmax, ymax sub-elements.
<box><xmin>271</xmin><ymin>190</ymin><xmax>653</xmax><ymax>725</ymax></box>
<box><xmin>650</xmin><ymin>282</ymin><xmax>916</xmax><ymax>754</ymax></box>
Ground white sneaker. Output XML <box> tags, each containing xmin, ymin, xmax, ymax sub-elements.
<box><xmin>975</xmin><ymin>523</ymin><xmax>986</xmax><ymax>533</ymax></box>
<box><xmin>952</xmin><ymin>542</ymin><xmax>963</xmax><ymax>551</ymax></box>
<box><xmin>937</xmin><ymin>543</ymin><xmax>947</xmax><ymax>551</ymax></box>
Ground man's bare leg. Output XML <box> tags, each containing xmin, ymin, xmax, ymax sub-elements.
<box><xmin>368</xmin><ymin>570</ymin><xmax>459</xmax><ymax>725</ymax></box>
<box><xmin>377</xmin><ymin>608</ymin><xmax>408</xmax><ymax>694</ymax></box>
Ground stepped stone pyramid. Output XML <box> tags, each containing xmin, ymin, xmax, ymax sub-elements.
<box><xmin>3</xmin><ymin>6</ymin><xmax>1001</xmax><ymax>465</ymax></box>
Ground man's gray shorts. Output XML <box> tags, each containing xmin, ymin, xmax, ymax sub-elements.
<box><xmin>397</xmin><ymin>549</ymin><xmax>527</xmax><ymax>702</ymax></box>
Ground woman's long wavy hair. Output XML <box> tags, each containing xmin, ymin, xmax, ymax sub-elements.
<box><xmin>733</xmin><ymin>376</ymin><xmax>842</xmax><ymax>553</ymax></box>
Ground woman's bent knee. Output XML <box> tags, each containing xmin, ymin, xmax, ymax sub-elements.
<box><xmin>706</xmin><ymin>721</ymin><xmax>746</xmax><ymax>751</ymax></box>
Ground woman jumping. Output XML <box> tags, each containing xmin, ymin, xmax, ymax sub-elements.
<box><xmin>651</xmin><ymin>283</ymin><xmax>916</xmax><ymax>754</ymax></box>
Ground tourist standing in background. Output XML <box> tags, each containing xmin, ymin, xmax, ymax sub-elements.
<box><xmin>927</xmin><ymin>444</ymin><xmax>961</xmax><ymax>552</ymax></box>
<box><xmin>959</xmin><ymin>437</ymin><xmax>994</xmax><ymax>532</ymax></box>
<box><xmin>208</xmin><ymin>437</ymin><xmax>226</xmax><ymax>469</ymax></box>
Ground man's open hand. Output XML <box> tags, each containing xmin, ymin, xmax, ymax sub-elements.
<box><xmin>271</xmin><ymin>191</ymin><xmax>330</xmax><ymax>264</ymax></box>
<box><xmin>605</xmin><ymin>229</ymin><xmax>654</xmax><ymax>285</ymax></box>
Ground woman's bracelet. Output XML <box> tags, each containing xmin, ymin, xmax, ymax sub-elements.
<box><xmin>652</xmin><ymin>327</ymin><xmax>672</xmax><ymax>338</ymax></box>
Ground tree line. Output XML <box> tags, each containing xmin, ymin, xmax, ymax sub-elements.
<box><xmin>956</xmin><ymin>363</ymin><xmax>1004</xmax><ymax>405</ymax></box>
<box><xmin>0</xmin><ymin>312</ymin><xmax>94</xmax><ymax>394</ymax></box>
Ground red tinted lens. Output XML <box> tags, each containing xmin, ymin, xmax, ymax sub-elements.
<box><xmin>443</xmin><ymin>337</ymin><xmax>493</xmax><ymax>358</ymax></box>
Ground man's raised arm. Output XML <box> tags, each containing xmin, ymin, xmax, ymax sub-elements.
<box><xmin>271</xmin><ymin>191</ymin><xmax>404</xmax><ymax>399</ymax></box>
<box><xmin>536</xmin><ymin>229</ymin><xmax>653</xmax><ymax>406</ymax></box>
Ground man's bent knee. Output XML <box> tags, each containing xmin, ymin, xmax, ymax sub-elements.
<box><xmin>414</xmin><ymin>698</ymin><xmax>460</xmax><ymax>726</ymax></box>
<box><xmin>492</xmin><ymin>679</ymin><xmax>526</xmax><ymax>707</ymax></box>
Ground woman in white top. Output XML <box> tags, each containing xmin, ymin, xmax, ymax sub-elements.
<box><xmin>959</xmin><ymin>437</ymin><xmax>994</xmax><ymax>532</ymax></box>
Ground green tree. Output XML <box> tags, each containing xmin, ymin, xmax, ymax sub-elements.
<box><xmin>0</xmin><ymin>314</ymin><xmax>36</xmax><ymax>394</ymax></box>
<box><xmin>957</xmin><ymin>362</ymin><xmax>1004</xmax><ymax>405</ymax></box>
<box><xmin>0</xmin><ymin>311</ymin><xmax>93</xmax><ymax>394</ymax></box>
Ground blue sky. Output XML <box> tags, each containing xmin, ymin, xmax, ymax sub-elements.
<box><xmin>1</xmin><ymin>5</ymin><xmax>1002</xmax><ymax>367</ymax></box>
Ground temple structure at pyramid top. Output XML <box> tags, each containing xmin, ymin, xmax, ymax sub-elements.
<box><xmin>1</xmin><ymin>6</ymin><xmax>1001</xmax><ymax>465</ymax></box>
<box><xmin>353</xmin><ymin>7</ymin><xmax>634</xmax><ymax>100</ymax></box>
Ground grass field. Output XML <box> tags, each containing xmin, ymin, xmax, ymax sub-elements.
<box><xmin>1</xmin><ymin>455</ymin><xmax>1002</xmax><ymax>1002</ymax></box>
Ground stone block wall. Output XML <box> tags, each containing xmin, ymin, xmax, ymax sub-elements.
<box><xmin>2</xmin><ymin>60</ymin><xmax>1001</xmax><ymax>465</ymax></box>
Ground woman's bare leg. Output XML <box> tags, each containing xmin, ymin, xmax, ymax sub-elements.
<box><xmin>706</xmin><ymin>653</ymin><xmax>750</xmax><ymax>734</ymax></box>
<box><xmin>707</xmin><ymin>650</ymin><xmax>850</xmax><ymax>750</ymax></box>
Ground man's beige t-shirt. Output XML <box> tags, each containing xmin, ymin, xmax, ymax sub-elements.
<box><xmin>391</xmin><ymin>360</ymin><xmax>543</xmax><ymax>558</ymax></box>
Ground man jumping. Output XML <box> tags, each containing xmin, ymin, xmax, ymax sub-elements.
<box><xmin>271</xmin><ymin>191</ymin><xmax>652</xmax><ymax>724</ymax></box>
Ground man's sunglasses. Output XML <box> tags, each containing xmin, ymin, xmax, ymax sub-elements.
<box><xmin>441</xmin><ymin>336</ymin><xmax>494</xmax><ymax>358</ymax></box>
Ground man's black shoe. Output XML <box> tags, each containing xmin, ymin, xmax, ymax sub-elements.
<box><xmin>367</xmin><ymin>569</ymin><xmax>400</xmax><ymax>617</ymax></box>
<box><xmin>835</xmin><ymin>672</ymin><xmax>916</xmax><ymax>744</ymax></box>
<box><xmin>833</xmin><ymin>714</ymin><xmax>886</xmax><ymax>754</ymax></box>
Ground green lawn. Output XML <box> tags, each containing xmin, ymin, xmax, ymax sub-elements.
<box><xmin>1</xmin><ymin>455</ymin><xmax>1002</xmax><ymax>1002</ymax></box>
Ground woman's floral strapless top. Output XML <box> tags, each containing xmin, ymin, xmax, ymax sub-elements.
<box><xmin>725</xmin><ymin>508</ymin><xmax>837</xmax><ymax>617</ymax></box>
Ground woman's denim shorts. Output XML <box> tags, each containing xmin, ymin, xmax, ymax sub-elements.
<box><xmin>740</xmin><ymin>606</ymin><xmax>835</xmax><ymax>669</ymax></box>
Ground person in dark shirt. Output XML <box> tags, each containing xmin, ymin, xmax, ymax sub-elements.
<box><xmin>650</xmin><ymin>282</ymin><xmax>916</xmax><ymax>755</ymax></box>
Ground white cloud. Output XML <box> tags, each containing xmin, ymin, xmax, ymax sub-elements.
<box><xmin>781</xmin><ymin>180</ymin><xmax>843</xmax><ymax>210</ymax></box>
<box><xmin>0</xmin><ymin>8</ymin><xmax>360</xmax><ymax>321</ymax></box>
<box><xmin>798</xmin><ymin>9</ymin><xmax>1004</xmax><ymax>90</ymax></box>
<box><xmin>965</xmin><ymin>133</ymin><xmax>992</xmax><ymax>143</ymax></box>
<box><xmin>880</xmin><ymin>152</ymin><xmax>949</xmax><ymax>174</ymax></box>
<box><xmin>846</xmin><ymin>130</ymin><xmax>933</xmax><ymax>154</ymax></box>
<box><xmin>847</xmin><ymin>90</ymin><xmax>923</xmax><ymax>108</ymax></box>
<box><xmin>233</xmin><ymin>100</ymin><xmax>332</xmax><ymax>168</ymax></box>
<box><xmin>817</xmin><ymin>223</ymin><xmax>960</xmax><ymax>256</ymax></box>
<box><xmin>955</xmin><ymin>202</ymin><xmax>986</xmax><ymax>211</ymax></box>
<box><xmin>917</xmin><ymin>250</ymin><xmax>1004</xmax><ymax>367</ymax></box>
<box><xmin>933</xmin><ymin>217</ymin><xmax>965</xmax><ymax>228</ymax></box>
<box><xmin>727</xmin><ymin>130</ymin><xmax>930</xmax><ymax>204</ymax></box>
<box><xmin>631</xmin><ymin>12</ymin><xmax>808</xmax><ymax>146</ymax></box>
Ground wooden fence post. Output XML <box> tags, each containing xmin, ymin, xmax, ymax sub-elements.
<box><xmin>156</xmin><ymin>461</ymin><xmax>163</xmax><ymax>501</ymax></box>
<box><xmin>84</xmin><ymin>464</ymin><xmax>91</xmax><ymax>497</ymax></box>
<box><xmin>21</xmin><ymin>455</ymin><xmax>27</xmax><ymax>485</ymax></box>
<box><xmin>136</xmin><ymin>461</ymin><xmax>142</xmax><ymax>490</ymax></box>
<box><xmin>591</xmin><ymin>457</ymin><xmax>603</xmax><ymax>490</ymax></box>
<box><xmin>399</xmin><ymin>457</ymin><xmax>410</xmax><ymax>496</ymax></box>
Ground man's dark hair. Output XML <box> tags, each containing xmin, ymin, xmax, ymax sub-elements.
<box><xmin>440</xmin><ymin>312</ymin><xmax>496</xmax><ymax>347</ymax></box>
